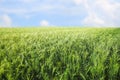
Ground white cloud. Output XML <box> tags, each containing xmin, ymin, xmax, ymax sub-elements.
<box><xmin>19</xmin><ymin>0</ymin><xmax>36</xmax><ymax>3</ymax></box>
<box><xmin>81</xmin><ymin>0</ymin><xmax>120</xmax><ymax>26</ymax></box>
<box><xmin>95</xmin><ymin>0</ymin><xmax>120</xmax><ymax>19</ymax></box>
<box><xmin>81</xmin><ymin>0</ymin><xmax>105</xmax><ymax>26</ymax></box>
<box><xmin>0</xmin><ymin>8</ymin><xmax>28</xmax><ymax>14</ymax></box>
<box><xmin>83</xmin><ymin>13</ymin><xmax>105</xmax><ymax>26</ymax></box>
<box><xmin>0</xmin><ymin>14</ymin><xmax>12</xmax><ymax>27</ymax></box>
<box><xmin>73</xmin><ymin>0</ymin><xmax>83</xmax><ymax>5</ymax></box>
<box><xmin>40</xmin><ymin>20</ymin><xmax>49</xmax><ymax>26</ymax></box>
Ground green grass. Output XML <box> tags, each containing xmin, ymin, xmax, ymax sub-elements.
<box><xmin>0</xmin><ymin>28</ymin><xmax>120</xmax><ymax>80</ymax></box>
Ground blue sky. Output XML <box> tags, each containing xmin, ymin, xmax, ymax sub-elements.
<box><xmin>0</xmin><ymin>0</ymin><xmax>120</xmax><ymax>27</ymax></box>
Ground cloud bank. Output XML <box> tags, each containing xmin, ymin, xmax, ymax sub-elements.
<box><xmin>40</xmin><ymin>20</ymin><xmax>49</xmax><ymax>26</ymax></box>
<box><xmin>0</xmin><ymin>14</ymin><xmax>12</xmax><ymax>27</ymax></box>
<box><xmin>0</xmin><ymin>0</ymin><xmax>120</xmax><ymax>27</ymax></box>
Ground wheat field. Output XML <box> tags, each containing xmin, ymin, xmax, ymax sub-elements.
<box><xmin>0</xmin><ymin>28</ymin><xmax>120</xmax><ymax>80</ymax></box>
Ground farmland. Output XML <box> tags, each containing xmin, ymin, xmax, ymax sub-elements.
<box><xmin>0</xmin><ymin>28</ymin><xmax>120</xmax><ymax>80</ymax></box>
